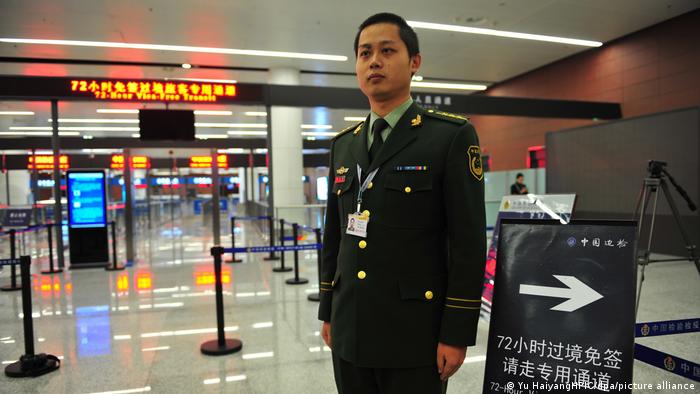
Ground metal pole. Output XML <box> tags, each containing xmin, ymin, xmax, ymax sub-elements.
<box><xmin>285</xmin><ymin>223</ymin><xmax>308</xmax><ymax>285</ymax></box>
<box><xmin>31</xmin><ymin>148</ymin><xmax>39</xmax><ymax>225</ymax></box>
<box><xmin>123</xmin><ymin>149</ymin><xmax>135</xmax><ymax>264</ymax></box>
<box><xmin>50</xmin><ymin>100</ymin><xmax>64</xmax><ymax>269</ymax></box>
<box><xmin>227</xmin><ymin>216</ymin><xmax>242</xmax><ymax>263</ymax></box>
<box><xmin>264</xmin><ymin>215</ymin><xmax>279</xmax><ymax>261</ymax></box>
<box><xmin>200</xmin><ymin>247</ymin><xmax>242</xmax><ymax>356</ymax></box>
<box><xmin>41</xmin><ymin>222</ymin><xmax>62</xmax><ymax>274</ymax></box>
<box><xmin>273</xmin><ymin>219</ymin><xmax>291</xmax><ymax>272</ymax></box>
<box><xmin>19</xmin><ymin>256</ymin><xmax>35</xmax><ymax>356</ymax></box>
<box><xmin>307</xmin><ymin>227</ymin><xmax>322</xmax><ymax>302</ymax></box>
<box><xmin>265</xmin><ymin>104</ymin><xmax>274</xmax><ymax>218</ymax></box>
<box><xmin>212</xmin><ymin>149</ymin><xmax>221</xmax><ymax>246</ymax></box>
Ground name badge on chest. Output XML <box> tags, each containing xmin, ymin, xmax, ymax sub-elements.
<box><xmin>346</xmin><ymin>213</ymin><xmax>369</xmax><ymax>238</ymax></box>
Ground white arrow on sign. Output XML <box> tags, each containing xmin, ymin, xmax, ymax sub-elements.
<box><xmin>519</xmin><ymin>275</ymin><xmax>603</xmax><ymax>312</ymax></box>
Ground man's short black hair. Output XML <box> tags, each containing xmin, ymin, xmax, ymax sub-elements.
<box><xmin>354</xmin><ymin>13</ymin><xmax>420</xmax><ymax>58</ymax></box>
<box><xmin>516</xmin><ymin>173</ymin><xmax>524</xmax><ymax>179</ymax></box>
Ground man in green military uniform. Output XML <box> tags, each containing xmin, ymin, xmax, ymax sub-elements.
<box><xmin>318</xmin><ymin>12</ymin><xmax>486</xmax><ymax>393</ymax></box>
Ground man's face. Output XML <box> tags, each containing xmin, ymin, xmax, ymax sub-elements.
<box><xmin>355</xmin><ymin>23</ymin><xmax>421</xmax><ymax>102</ymax></box>
<box><xmin>517</xmin><ymin>176</ymin><xmax>524</xmax><ymax>184</ymax></box>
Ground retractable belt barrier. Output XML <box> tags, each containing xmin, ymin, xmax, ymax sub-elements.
<box><xmin>227</xmin><ymin>216</ymin><xmax>279</xmax><ymax>263</ymax></box>
<box><xmin>634</xmin><ymin>318</ymin><xmax>700</xmax><ymax>382</ymax></box>
<box><xmin>1</xmin><ymin>222</ymin><xmax>61</xmax><ymax>278</ymax></box>
<box><xmin>1</xmin><ymin>256</ymin><xmax>61</xmax><ymax>378</ymax></box>
<box><xmin>224</xmin><ymin>215</ymin><xmax>324</xmax><ymax>299</ymax></box>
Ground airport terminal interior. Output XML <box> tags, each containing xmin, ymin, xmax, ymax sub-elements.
<box><xmin>1</xmin><ymin>2</ymin><xmax>699</xmax><ymax>393</ymax></box>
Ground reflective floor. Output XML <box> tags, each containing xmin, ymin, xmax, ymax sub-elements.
<box><xmin>0</xmin><ymin>207</ymin><xmax>698</xmax><ymax>393</ymax></box>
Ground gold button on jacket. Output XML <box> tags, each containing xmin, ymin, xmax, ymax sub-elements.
<box><xmin>424</xmin><ymin>291</ymin><xmax>434</xmax><ymax>300</ymax></box>
<box><xmin>358</xmin><ymin>240</ymin><xmax>367</xmax><ymax>249</ymax></box>
<box><xmin>357</xmin><ymin>271</ymin><xmax>366</xmax><ymax>280</ymax></box>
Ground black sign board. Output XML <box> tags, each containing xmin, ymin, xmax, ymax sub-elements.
<box><xmin>484</xmin><ymin>219</ymin><xmax>637</xmax><ymax>393</ymax></box>
<box><xmin>2</xmin><ymin>208</ymin><xmax>32</xmax><ymax>227</ymax></box>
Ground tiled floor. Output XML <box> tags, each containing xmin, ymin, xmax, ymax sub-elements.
<box><xmin>0</xmin><ymin>207</ymin><xmax>698</xmax><ymax>393</ymax></box>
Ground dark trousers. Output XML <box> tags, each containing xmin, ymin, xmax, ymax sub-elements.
<box><xmin>332</xmin><ymin>353</ymin><xmax>444</xmax><ymax>394</ymax></box>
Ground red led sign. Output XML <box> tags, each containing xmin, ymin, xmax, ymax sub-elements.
<box><xmin>110</xmin><ymin>155</ymin><xmax>151</xmax><ymax>169</ymax></box>
<box><xmin>70</xmin><ymin>79</ymin><xmax>236</xmax><ymax>102</ymax></box>
<box><xmin>28</xmin><ymin>155</ymin><xmax>69</xmax><ymax>170</ymax></box>
<box><xmin>189</xmin><ymin>154</ymin><xmax>228</xmax><ymax>169</ymax></box>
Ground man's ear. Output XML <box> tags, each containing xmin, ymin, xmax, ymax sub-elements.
<box><xmin>410</xmin><ymin>53</ymin><xmax>422</xmax><ymax>75</ymax></box>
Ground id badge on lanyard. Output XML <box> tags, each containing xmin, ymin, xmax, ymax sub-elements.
<box><xmin>346</xmin><ymin>165</ymin><xmax>378</xmax><ymax>238</ymax></box>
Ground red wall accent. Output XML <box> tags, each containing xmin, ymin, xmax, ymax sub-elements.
<box><xmin>471</xmin><ymin>10</ymin><xmax>700</xmax><ymax>171</ymax></box>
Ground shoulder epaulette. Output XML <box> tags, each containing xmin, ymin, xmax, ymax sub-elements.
<box><xmin>424</xmin><ymin>109</ymin><xmax>468</xmax><ymax>125</ymax></box>
<box><xmin>332</xmin><ymin>121</ymin><xmax>363</xmax><ymax>140</ymax></box>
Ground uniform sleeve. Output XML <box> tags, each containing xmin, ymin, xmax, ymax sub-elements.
<box><xmin>439</xmin><ymin>122</ymin><xmax>487</xmax><ymax>346</ymax></box>
<box><xmin>318</xmin><ymin>141</ymin><xmax>341</xmax><ymax>322</ymax></box>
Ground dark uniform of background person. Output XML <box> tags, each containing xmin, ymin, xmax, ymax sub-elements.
<box><xmin>510</xmin><ymin>172</ymin><xmax>528</xmax><ymax>195</ymax></box>
<box><xmin>318</xmin><ymin>13</ymin><xmax>487</xmax><ymax>394</ymax></box>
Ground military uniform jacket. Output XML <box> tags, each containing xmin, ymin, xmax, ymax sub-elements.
<box><xmin>318</xmin><ymin>103</ymin><xmax>486</xmax><ymax>368</ymax></box>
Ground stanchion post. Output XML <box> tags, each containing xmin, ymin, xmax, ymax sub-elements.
<box><xmin>42</xmin><ymin>223</ymin><xmax>63</xmax><ymax>274</ymax></box>
<box><xmin>307</xmin><ymin>228</ymin><xmax>322</xmax><ymax>302</ymax></box>
<box><xmin>106</xmin><ymin>221</ymin><xmax>125</xmax><ymax>271</ymax></box>
<box><xmin>285</xmin><ymin>223</ymin><xmax>308</xmax><ymax>285</ymax></box>
<box><xmin>200</xmin><ymin>246</ymin><xmax>242</xmax><ymax>356</ymax></box>
<box><xmin>1</xmin><ymin>230</ymin><xmax>21</xmax><ymax>292</ymax></box>
<box><xmin>226</xmin><ymin>217</ymin><xmax>242</xmax><ymax>263</ymax></box>
<box><xmin>273</xmin><ymin>219</ymin><xmax>292</xmax><ymax>272</ymax></box>
<box><xmin>19</xmin><ymin>256</ymin><xmax>35</xmax><ymax>356</ymax></box>
<box><xmin>263</xmin><ymin>216</ymin><xmax>279</xmax><ymax>261</ymax></box>
<box><xmin>5</xmin><ymin>255</ymin><xmax>61</xmax><ymax>377</ymax></box>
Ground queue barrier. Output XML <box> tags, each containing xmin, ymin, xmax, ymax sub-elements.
<box><xmin>105</xmin><ymin>221</ymin><xmax>125</xmax><ymax>271</ymax></box>
<box><xmin>227</xmin><ymin>216</ymin><xmax>279</xmax><ymax>264</ymax></box>
<box><xmin>1</xmin><ymin>222</ymin><xmax>62</xmax><ymax>290</ymax></box>
<box><xmin>0</xmin><ymin>256</ymin><xmax>61</xmax><ymax>377</ymax></box>
<box><xmin>201</xmin><ymin>247</ymin><xmax>242</xmax><ymax>356</ymax></box>
<box><xmin>634</xmin><ymin>318</ymin><xmax>700</xmax><ymax>382</ymax></box>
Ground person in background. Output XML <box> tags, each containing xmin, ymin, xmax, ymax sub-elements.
<box><xmin>510</xmin><ymin>173</ymin><xmax>528</xmax><ymax>195</ymax></box>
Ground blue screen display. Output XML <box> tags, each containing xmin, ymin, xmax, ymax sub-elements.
<box><xmin>68</xmin><ymin>171</ymin><xmax>107</xmax><ymax>228</ymax></box>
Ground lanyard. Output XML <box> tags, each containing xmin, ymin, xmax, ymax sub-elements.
<box><xmin>356</xmin><ymin>164</ymin><xmax>379</xmax><ymax>213</ymax></box>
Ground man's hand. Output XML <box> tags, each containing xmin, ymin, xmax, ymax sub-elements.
<box><xmin>437</xmin><ymin>342</ymin><xmax>467</xmax><ymax>381</ymax></box>
<box><xmin>321</xmin><ymin>321</ymin><xmax>332</xmax><ymax>349</ymax></box>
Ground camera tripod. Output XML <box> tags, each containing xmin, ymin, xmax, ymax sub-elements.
<box><xmin>633</xmin><ymin>161</ymin><xmax>699</xmax><ymax>317</ymax></box>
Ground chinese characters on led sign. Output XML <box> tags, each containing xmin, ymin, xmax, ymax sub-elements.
<box><xmin>28</xmin><ymin>155</ymin><xmax>69</xmax><ymax>170</ymax></box>
<box><xmin>70</xmin><ymin>79</ymin><xmax>237</xmax><ymax>102</ymax></box>
<box><xmin>189</xmin><ymin>155</ymin><xmax>228</xmax><ymax>169</ymax></box>
<box><xmin>110</xmin><ymin>155</ymin><xmax>150</xmax><ymax>169</ymax></box>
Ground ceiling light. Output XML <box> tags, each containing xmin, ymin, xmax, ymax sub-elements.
<box><xmin>97</xmin><ymin>109</ymin><xmax>139</xmax><ymax>114</ymax></box>
<box><xmin>244</xmin><ymin>111</ymin><xmax>267</xmax><ymax>117</ymax></box>
<box><xmin>226</xmin><ymin>130</ymin><xmax>268</xmax><ymax>136</ymax></box>
<box><xmin>49</xmin><ymin>118</ymin><xmax>139</xmax><ymax>123</ymax></box>
<box><xmin>193</xmin><ymin>110</ymin><xmax>232</xmax><ymax>116</ymax></box>
<box><xmin>83</xmin><ymin>135</ymin><xmax>94</xmax><ymax>139</ymax></box>
<box><xmin>408</xmin><ymin>21</ymin><xmax>602</xmax><ymax>47</ymax></box>
<box><xmin>181</xmin><ymin>63</ymin><xmax>192</xmax><ymax>69</ymax></box>
<box><xmin>344</xmin><ymin>116</ymin><xmax>366</xmax><ymax>122</ymax></box>
<box><xmin>412</xmin><ymin>75</ymin><xmax>424</xmax><ymax>82</ymax></box>
<box><xmin>0</xmin><ymin>131</ymin><xmax>80</xmax><ymax>136</ymax></box>
<box><xmin>195</xmin><ymin>134</ymin><xmax>229</xmax><ymax>139</ymax></box>
<box><xmin>11</xmin><ymin>126</ymin><xmax>140</xmax><ymax>131</ymax></box>
<box><xmin>0</xmin><ymin>111</ymin><xmax>35</xmax><ymax>115</ymax></box>
<box><xmin>0</xmin><ymin>38</ymin><xmax>349</xmax><ymax>61</ymax></box>
<box><xmin>301</xmin><ymin>131</ymin><xmax>337</xmax><ymax>137</ymax></box>
<box><xmin>411</xmin><ymin>81</ymin><xmax>487</xmax><ymax>91</ymax></box>
<box><xmin>131</xmin><ymin>134</ymin><xmax>140</xmax><ymax>138</ymax></box>
<box><xmin>301</xmin><ymin>124</ymin><xmax>332</xmax><ymax>129</ymax></box>
<box><xmin>196</xmin><ymin>123</ymin><xmax>267</xmax><ymax>128</ymax></box>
